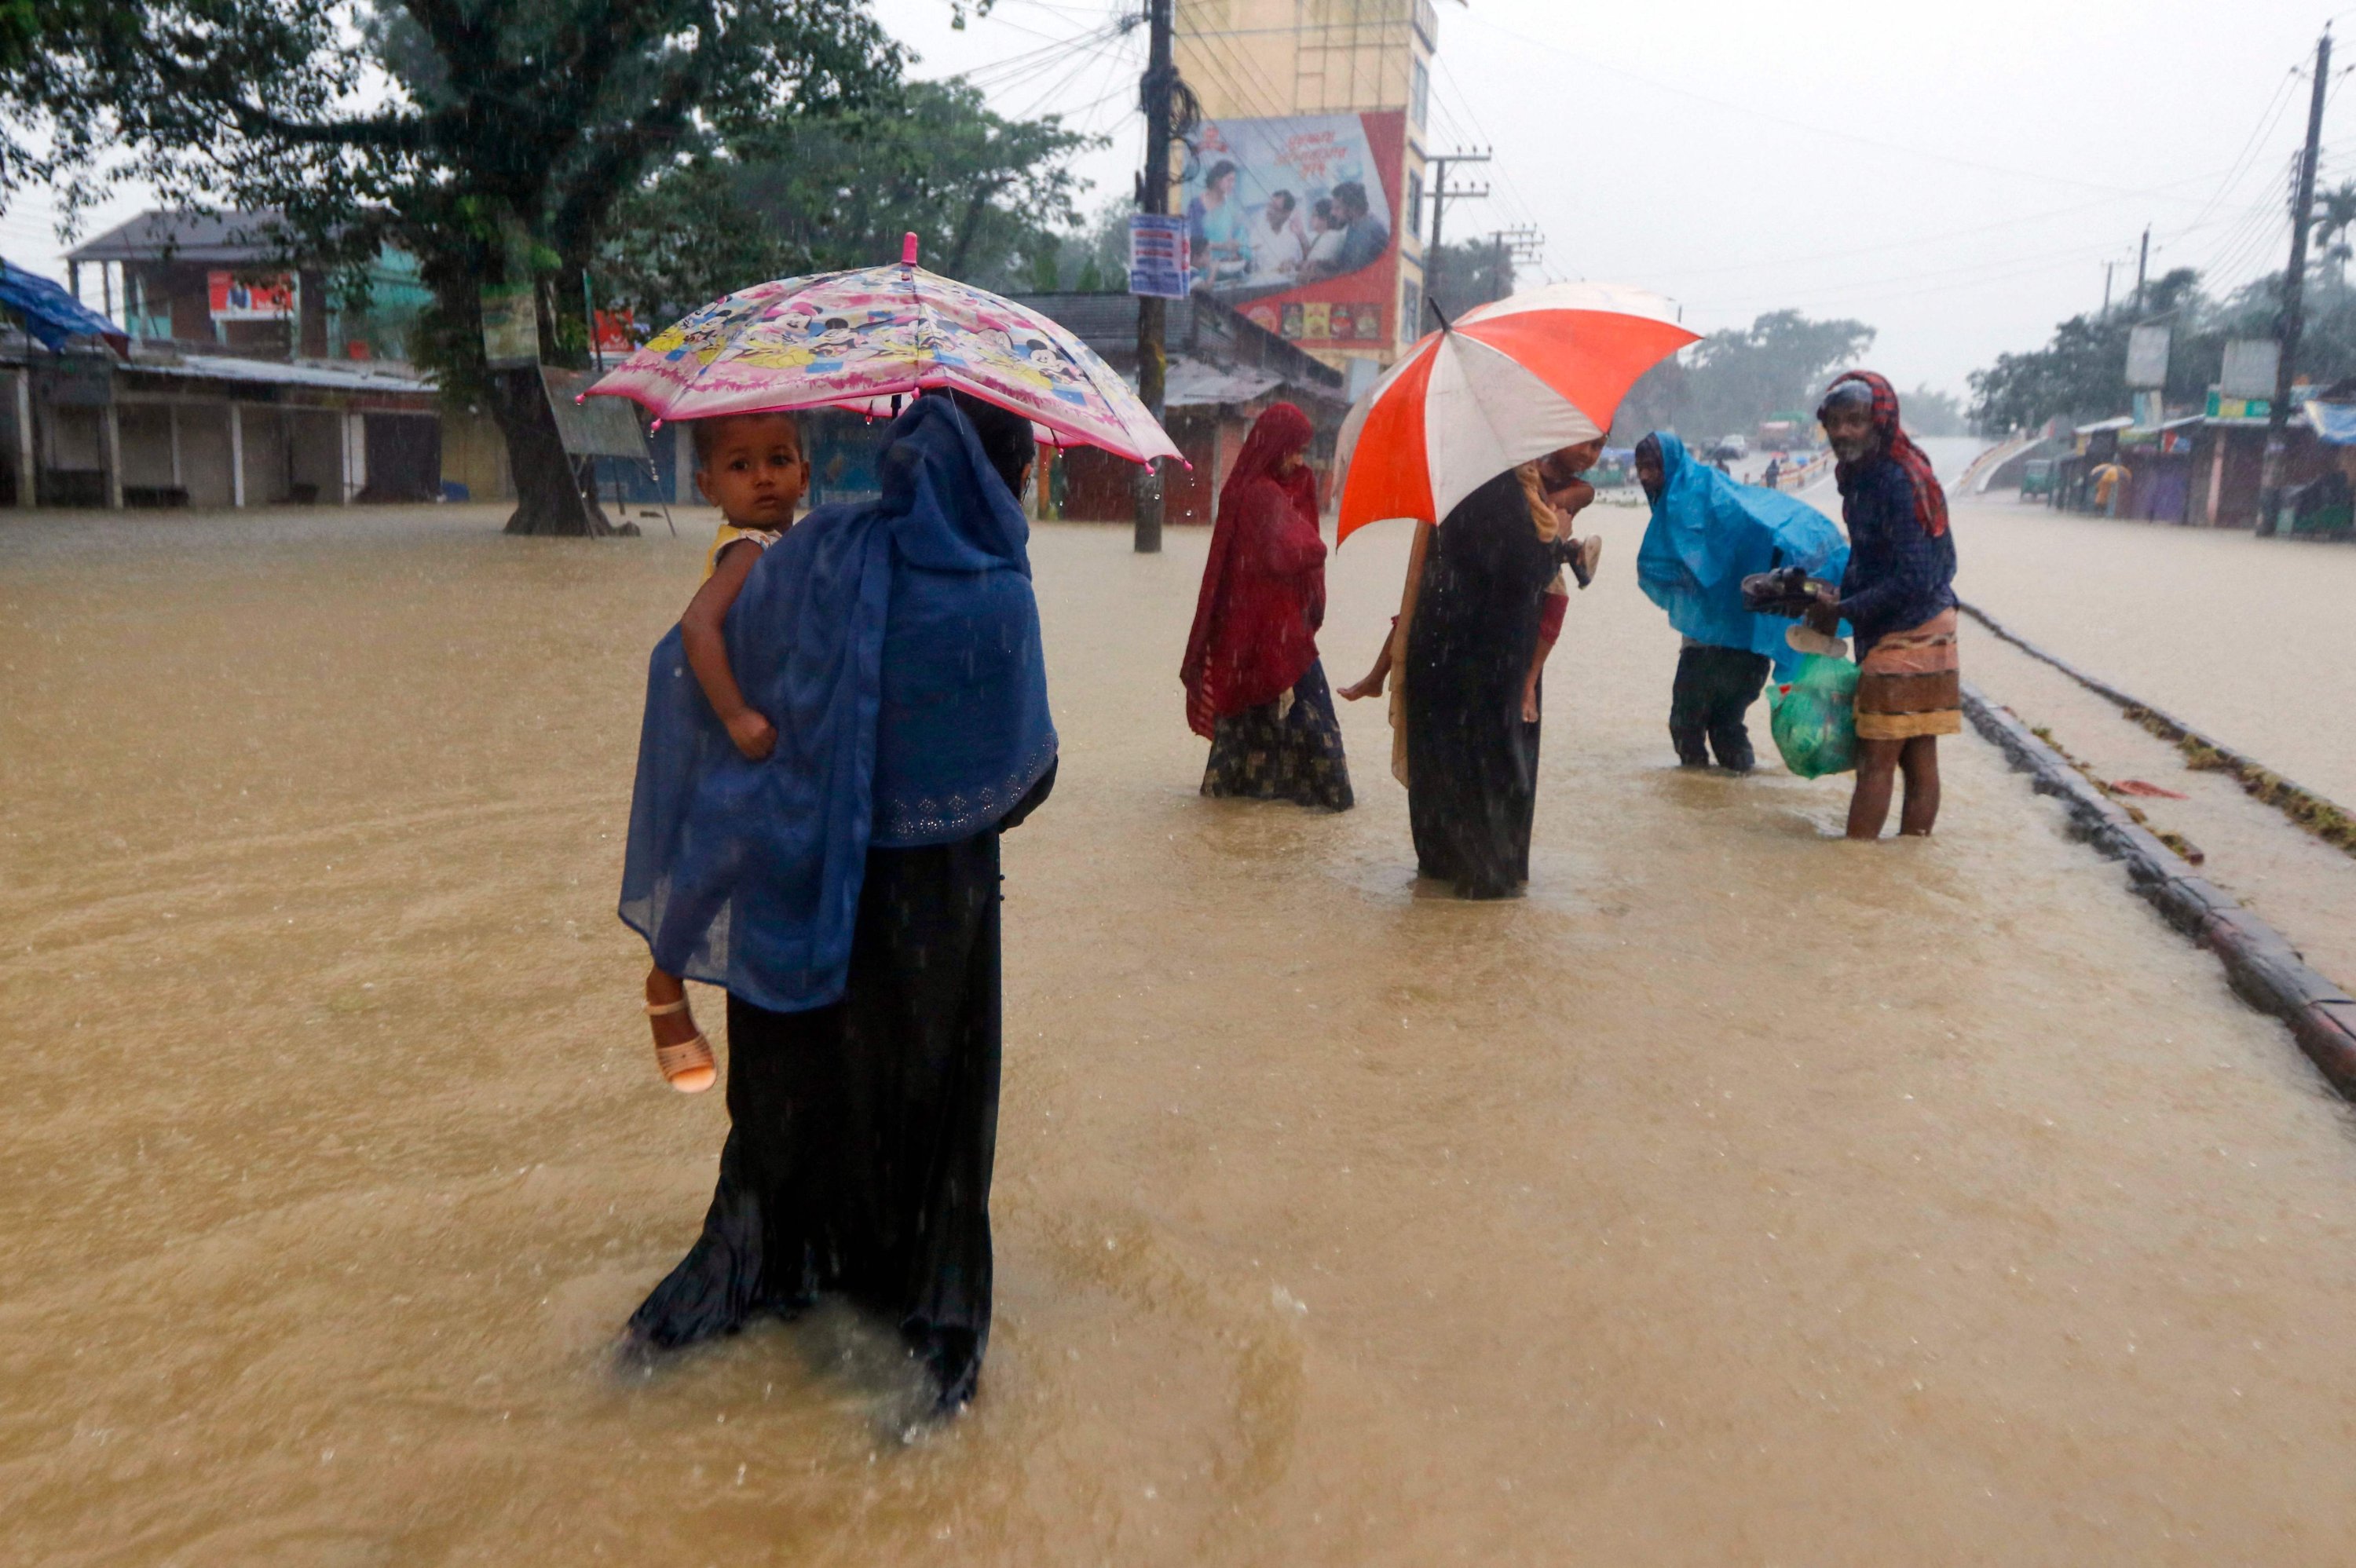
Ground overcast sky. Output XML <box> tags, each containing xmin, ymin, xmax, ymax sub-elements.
<box><xmin>10</xmin><ymin>0</ymin><xmax>2339</xmax><ymax>396</ymax></box>
<box><xmin>876</xmin><ymin>0</ymin><xmax>2341</xmax><ymax>395</ymax></box>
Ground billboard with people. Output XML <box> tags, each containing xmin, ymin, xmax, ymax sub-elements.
<box><xmin>1180</xmin><ymin>109</ymin><xmax>1408</xmax><ymax>356</ymax></box>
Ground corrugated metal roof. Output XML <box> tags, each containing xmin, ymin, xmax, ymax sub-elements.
<box><xmin>2075</xmin><ymin>415</ymin><xmax>2135</xmax><ymax>434</ymax></box>
<box><xmin>1007</xmin><ymin>292</ymin><xmax>1194</xmax><ymax>350</ymax></box>
<box><xmin>67</xmin><ymin>210</ymin><xmax>298</xmax><ymax>266</ymax></box>
<box><xmin>1164</xmin><ymin>358</ymin><xmax>1286</xmax><ymax>408</ymax></box>
<box><xmin>129</xmin><ymin>353</ymin><xmax>436</xmax><ymax>394</ymax></box>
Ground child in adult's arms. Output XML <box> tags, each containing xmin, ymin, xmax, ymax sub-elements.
<box><xmin>642</xmin><ymin>411</ymin><xmax>810</xmax><ymax>1091</ymax></box>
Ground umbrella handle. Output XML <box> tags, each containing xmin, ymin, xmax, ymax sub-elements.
<box><xmin>902</xmin><ymin>232</ymin><xmax>920</xmax><ymax>266</ymax></box>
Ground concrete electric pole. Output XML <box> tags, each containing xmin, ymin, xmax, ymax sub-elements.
<box><xmin>1487</xmin><ymin>226</ymin><xmax>1545</xmax><ymax>305</ymax></box>
<box><xmin>1132</xmin><ymin>0</ymin><xmax>1176</xmax><ymax>554</ymax></box>
<box><xmin>1425</xmin><ymin>148</ymin><xmax>1490</xmax><ymax>324</ymax></box>
<box><xmin>2262</xmin><ymin>24</ymin><xmax>2332</xmax><ymax>532</ymax></box>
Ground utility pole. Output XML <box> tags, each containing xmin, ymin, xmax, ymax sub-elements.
<box><xmin>1132</xmin><ymin>0</ymin><xmax>1176</xmax><ymax>554</ymax></box>
<box><xmin>2133</xmin><ymin>224</ymin><xmax>2150</xmax><ymax>315</ymax></box>
<box><xmin>2263</xmin><ymin>24</ymin><xmax>2332</xmax><ymax>533</ymax></box>
<box><xmin>1486</xmin><ymin>225</ymin><xmax>1545</xmax><ymax>304</ymax></box>
<box><xmin>2101</xmin><ymin>261</ymin><xmax>2116</xmax><ymax>318</ymax></box>
<box><xmin>1425</xmin><ymin>148</ymin><xmax>1489</xmax><ymax>324</ymax></box>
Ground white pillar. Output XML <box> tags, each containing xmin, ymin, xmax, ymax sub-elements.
<box><xmin>2206</xmin><ymin>440</ymin><xmax>2224</xmax><ymax>528</ymax></box>
<box><xmin>103</xmin><ymin>402</ymin><xmax>123</xmax><ymax>509</ymax></box>
<box><xmin>344</xmin><ymin>411</ymin><xmax>367</xmax><ymax>503</ymax></box>
<box><xmin>167</xmin><ymin>404</ymin><xmax>183</xmax><ymax>491</ymax></box>
<box><xmin>229</xmin><ymin>403</ymin><xmax>246</xmax><ymax>507</ymax></box>
<box><xmin>13</xmin><ymin>370</ymin><xmax>33</xmax><ymax>510</ymax></box>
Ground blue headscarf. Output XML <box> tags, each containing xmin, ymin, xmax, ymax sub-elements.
<box><xmin>618</xmin><ymin>394</ymin><xmax>1058</xmax><ymax>1013</ymax></box>
<box><xmin>1634</xmin><ymin>432</ymin><xmax>1849</xmax><ymax>678</ymax></box>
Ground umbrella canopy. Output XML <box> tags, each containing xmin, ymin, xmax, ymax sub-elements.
<box><xmin>586</xmin><ymin>236</ymin><xmax>1179</xmax><ymax>465</ymax></box>
<box><xmin>1333</xmin><ymin>281</ymin><xmax>1696</xmax><ymax>544</ymax></box>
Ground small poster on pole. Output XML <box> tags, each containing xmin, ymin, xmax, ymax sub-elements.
<box><xmin>480</xmin><ymin>283</ymin><xmax>541</xmax><ymax>367</ymax></box>
<box><xmin>1128</xmin><ymin>214</ymin><xmax>1191</xmax><ymax>300</ymax></box>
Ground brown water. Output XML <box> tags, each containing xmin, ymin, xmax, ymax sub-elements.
<box><xmin>1950</xmin><ymin>496</ymin><xmax>2356</xmax><ymax>805</ymax></box>
<box><xmin>9</xmin><ymin>503</ymin><xmax>2356</xmax><ymax>1564</ymax></box>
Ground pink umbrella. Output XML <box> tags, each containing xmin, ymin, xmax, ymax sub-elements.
<box><xmin>584</xmin><ymin>234</ymin><xmax>1180</xmax><ymax>465</ymax></box>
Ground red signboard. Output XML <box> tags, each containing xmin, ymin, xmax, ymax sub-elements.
<box><xmin>593</xmin><ymin>308</ymin><xmax>639</xmax><ymax>356</ymax></box>
<box><xmin>207</xmin><ymin>270</ymin><xmax>295</xmax><ymax>322</ymax></box>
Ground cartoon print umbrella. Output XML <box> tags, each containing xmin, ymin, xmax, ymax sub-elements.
<box><xmin>585</xmin><ymin>235</ymin><xmax>1180</xmax><ymax>465</ymax></box>
<box><xmin>1333</xmin><ymin>281</ymin><xmax>1699</xmax><ymax>543</ymax></box>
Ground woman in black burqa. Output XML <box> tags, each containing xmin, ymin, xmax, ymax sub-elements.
<box><xmin>618</xmin><ymin>392</ymin><xmax>1055</xmax><ymax>1413</ymax></box>
<box><xmin>1342</xmin><ymin>455</ymin><xmax>1591</xmax><ymax>898</ymax></box>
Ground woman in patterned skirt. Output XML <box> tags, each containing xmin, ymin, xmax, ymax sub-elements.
<box><xmin>1805</xmin><ymin>371</ymin><xmax>1960</xmax><ymax>839</ymax></box>
<box><xmin>1180</xmin><ymin>402</ymin><xmax>1353</xmax><ymax>810</ymax></box>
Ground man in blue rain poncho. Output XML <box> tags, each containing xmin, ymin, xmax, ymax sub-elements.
<box><xmin>1634</xmin><ymin>432</ymin><xmax>1848</xmax><ymax>772</ymax></box>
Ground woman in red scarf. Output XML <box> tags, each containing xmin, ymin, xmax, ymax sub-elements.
<box><xmin>1180</xmin><ymin>402</ymin><xmax>1354</xmax><ymax>810</ymax></box>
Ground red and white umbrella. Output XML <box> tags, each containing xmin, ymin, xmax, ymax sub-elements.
<box><xmin>1333</xmin><ymin>282</ymin><xmax>1697</xmax><ymax>543</ymax></box>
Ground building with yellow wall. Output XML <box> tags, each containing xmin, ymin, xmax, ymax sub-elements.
<box><xmin>1174</xmin><ymin>0</ymin><xmax>1439</xmax><ymax>372</ymax></box>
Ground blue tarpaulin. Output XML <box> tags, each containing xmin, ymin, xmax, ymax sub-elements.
<box><xmin>2303</xmin><ymin>400</ymin><xmax>2356</xmax><ymax>447</ymax></box>
<box><xmin>0</xmin><ymin>259</ymin><xmax>126</xmax><ymax>353</ymax></box>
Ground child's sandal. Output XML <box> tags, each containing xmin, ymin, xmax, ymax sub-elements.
<box><xmin>645</xmin><ymin>996</ymin><xmax>716</xmax><ymax>1094</ymax></box>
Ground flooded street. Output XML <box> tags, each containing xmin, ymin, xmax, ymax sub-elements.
<box><xmin>1944</xmin><ymin>498</ymin><xmax>2356</xmax><ymax>806</ymax></box>
<box><xmin>10</xmin><ymin>503</ymin><xmax>2356</xmax><ymax>1564</ymax></box>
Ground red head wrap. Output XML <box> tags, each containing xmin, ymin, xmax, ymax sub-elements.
<box><xmin>1180</xmin><ymin>403</ymin><xmax>1324</xmax><ymax>738</ymax></box>
<box><xmin>1826</xmin><ymin>369</ymin><xmax>1949</xmax><ymax>539</ymax></box>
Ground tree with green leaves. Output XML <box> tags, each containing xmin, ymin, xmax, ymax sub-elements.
<box><xmin>2314</xmin><ymin>182</ymin><xmax>2356</xmax><ymax>290</ymax></box>
<box><xmin>1425</xmin><ymin>238</ymin><xmax>1513</xmax><ymax>323</ymax></box>
<box><xmin>31</xmin><ymin>0</ymin><xmax>904</xmax><ymax>534</ymax></box>
<box><xmin>1967</xmin><ymin>268</ymin><xmax>2211</xmax><ymax>432</ymax></box>
<box><xmin>596</xmin><ymin>77</ymin><xmax>1096</xmax><ymax>329</ymax></box>
<box><xmin>1613</xmin><ymin>309</ymin><xmax>1877</xmax><ymax>447</ymax></box>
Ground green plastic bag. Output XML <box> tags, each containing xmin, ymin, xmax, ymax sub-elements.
<box><xmin>1767</xmin><ymin>653</ymin><xmax>1859</xmax><ymax>778</ymax></box>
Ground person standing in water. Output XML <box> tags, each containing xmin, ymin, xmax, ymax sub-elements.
<box><xmin>1181</xmin><ymin>402</ymin><xmax>1352</xmax><ymax>810</ymax></box>
<box><xmin>617</xmin><ymin>392</ymin><xmax>1057</xmax><ymax>1413</ymax></box>
<box><xmin>1633</xmin><ymin>432</ymin><xmax>1848</xmax><ymax>773</ymax></box>
<box><xmin>1805</xmin><ymin>371</ymin><xmax>1959</xmax><ymax>839</ymax></box>
<box><xmin>1341</xmin><ymin>448</ymin><xmax>1597</xmax><ymax>898</ymax></box>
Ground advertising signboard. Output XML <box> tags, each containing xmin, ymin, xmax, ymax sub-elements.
<box><xmin>1180</xmin><ymin>109</ymin><xmax>1407</xmax><ymax>354</ymax></box>
<box><xmin>2220</xmin><ymin>338</ymin><xmax>2281</xmax><ymax>400</ymax></box>
<box><xmin>2124</xmin><ymin>323</ymin><xmax>2171</xmax><ymax>389</ymax></box>
<box><xmin>207</xmin><ymin>270</ymin><xmax>295</xmax><ymax>321</ymax></box>
<box><xmin>592</xmin><ymin>309</ymin><xmax>640</xmax><ymax>357</ymax></box>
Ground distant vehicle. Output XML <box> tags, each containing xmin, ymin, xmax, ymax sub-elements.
<box><xmin>1710</xmin><ymin>435</ymin><xmax>1750</xmax><ymax>460</ymax></box>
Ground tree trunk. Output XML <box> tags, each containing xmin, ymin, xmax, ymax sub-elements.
<box><xmin>488</xmin><ymin>366</ymin><xmax>615</xmax><ymax>536</ymax></box>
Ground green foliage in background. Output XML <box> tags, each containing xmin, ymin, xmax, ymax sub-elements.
<box><xmin>1613</xmin><ymin>309</ymin><xmax>1877</xmax><ymax>447</ymax></box>
<box><xmin>598</xmin><ymin>77</ymin><xmax>1097</xmax><ymax>326</ymax></box>
<box><xmin>1426</xmin><ymin>239</ymin><xmax>1515</xmax><ymax>323</ymax></box>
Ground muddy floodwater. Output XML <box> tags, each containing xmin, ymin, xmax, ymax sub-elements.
<box><xmin>10</xmin><ymin>503</ymin><xmax>2356</xmax><ymax>1564</ymax></box>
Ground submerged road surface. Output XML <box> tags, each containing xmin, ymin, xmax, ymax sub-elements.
<box><xmin>6</xmin><ymin>504</ymin><xmax>2356</xmax><ymax>1564</ymax></box>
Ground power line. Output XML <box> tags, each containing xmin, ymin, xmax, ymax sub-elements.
<box><xmin>1172</xmin><ymin>23</ymin><xmax>1293</xmax><ymax>126</ymax></box>
<box><xmin>1427</xmin><ymin>54</ymin><xmax>1553</xmax><ymax>281</ymax></box>
<box><xmin>2185</xmin><ymin>66</ymin><xmax>2303</xmax><ymax>232</ymax></box>
<box><xmin>1454</xmin><ymin>7</ymin><xmax>2285</xmax><ymax>209</ymax></box>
